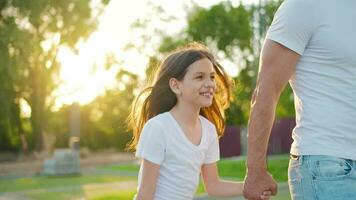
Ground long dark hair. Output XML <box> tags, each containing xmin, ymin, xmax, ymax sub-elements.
<box><xmin>128</xmin><ymin>42</ymin><xmax>233</xmax><ymax>150</ymax></box>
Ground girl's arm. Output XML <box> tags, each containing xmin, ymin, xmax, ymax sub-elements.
<box><xmin>136</xmin><ymin>159</ymin><xmax>160</xmax><ymax>200</ymax></box>
<box><xmin>201</xmin><ymin>162</ymin><xmax>243</xmax><ymax>197</ymax></box>
<box><xmin>201</xmin><ymin>163</ymin><xmax>271</xmax><ymax>199</ymax></box>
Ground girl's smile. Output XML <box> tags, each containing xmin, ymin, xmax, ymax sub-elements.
<box><xmin>200</xmin><ymin>91</ymin><xmax>214</xmax><ymax>98</ymax></box>
<box><xmin>172</xmin><ymin>58</ymin><xmax>217</xmax><ymax>108</ymax></box>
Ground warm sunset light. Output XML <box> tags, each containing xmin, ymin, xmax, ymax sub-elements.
<box><xmin>2</xmin><ymin>1</ymin><xmax>305</xmax><ymax>199</ymax></box>
<box><xmin>53</xmin><ymin>1</ymin><xmax>148</xmax><ymax>109</ymax></box>
<box><xmin>53</xmin><ymin>0</ymin><xmax>260</xmax><ymax>109</ymax></box>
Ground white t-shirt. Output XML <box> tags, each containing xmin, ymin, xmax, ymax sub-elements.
<box><xmin>267</xmin><ymin>0</ymin><xmax>356</xmax><ymax>160</ymax></box>
<box><xmin>135</xmin><ymin>112</ymin><xmax>220</xmax><ymax>200</ymax></box>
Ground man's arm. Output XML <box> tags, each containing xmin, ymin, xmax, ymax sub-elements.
<box><xmin>243</xmin><ymin>39</ymin><xmax>300</xmax><ymax>200</ymax></box>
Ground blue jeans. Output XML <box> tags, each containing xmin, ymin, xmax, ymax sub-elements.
<box><xmin>288</xmin><ymin>155</ymin><xmax>356</xmax><ymax>200</ymax></box>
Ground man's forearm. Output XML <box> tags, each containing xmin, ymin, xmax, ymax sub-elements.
<box><xmin>136</xmin><ymin>188</ymin><xmax>155</xmax><ymax>200</ymax></box>
<box><xmin>247</xmin><ymin>86</ymin><xmax>279</xmax><ymax>170</ymax></box>
<box><xmin>243</xmin><ymin>40</ymin><xmax>299</xmax><ymax>199</ymax></box>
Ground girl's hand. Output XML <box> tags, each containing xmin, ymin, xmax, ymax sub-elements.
<box><xmin>260</xmin><ymin>190</ymin><xmax>272</xmax><ymax>200</ymax></box>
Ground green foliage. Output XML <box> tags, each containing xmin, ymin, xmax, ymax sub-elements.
<box><xmin>187</xmin><ymin>2</ymin><xmax>252</xmax><ymax>56</ymax></box>
<box><xmin>226</xmin><ymin>68</ymin><xmax>254</xmax><ymax>125</ymax></box>
<box><xmin>0</xmin><ymin>0</ymin><xmax>108</xmax><ymax>151</ymax></box>
<box><xmin>145</xmin><ymin>56</ymin><xmax>161</xmax><ymax>83</ymax></box>
<box><xmin>80</xmin><ymin>69</ymin><xmax>139</xmax><ymax>150</ymax></box>
<box><xmin>0</xmin><ymin>11</ymin><xmax>32</xmax><ymax>151</ymax></box>
<box><xmin>158</xmin><ymin>36</ymin><xmax>187</xmax><ymax>54</ymax></box>
<box><xmin>143</xmin><ymin>1</ymin><xmax>289</xmax><ymax>126</ymax></box>
<box><xmin>0</xmin><ymin>0</ymin><xmax>293</xmax><ymax>152</ymax></box>
<box><xmin>187</xmin><ymin>1</ymin><xmax>289</xmax><ymax>125</ymax></box>
<box><xmin>48</xmin><ymin>69</ymin><xmax>139</xmax><ymax>151</ymax></box>
<box><xmin>46</xmin><ymin>105</ymin><xmax>71</xmax><ymax>148</ymax></box>
<box><xmin>276</xmin><ymin>85</ymin><xmax>295</xmax><ymax>118</ymax></box>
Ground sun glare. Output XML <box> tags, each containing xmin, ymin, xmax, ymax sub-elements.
<box><xmin>53</xmin><ymin>0</ymin><xmax>151</xmax><ymax>110</ymax></box>
<box><xmin>54</xmin><ymin>42</ymin><xmax>119</xmax><ymax>110</ymax></box>
<box><xmin>54</xmin><ymin>0</ymin><xmax>257</xmax><ymax>110</ymax></box>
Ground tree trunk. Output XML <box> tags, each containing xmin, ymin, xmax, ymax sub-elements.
<box><xmin>30</xmin><ymin>68</ymin><xmax>46</xmax><ymax>152</ymax></box>
<box><xmin>32</xmin><ymin>93</ymin><xmax>45</xmax><ymax>151</ymax></box>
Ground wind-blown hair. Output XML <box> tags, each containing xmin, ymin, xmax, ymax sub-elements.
<box><xmin>127</xmin><ymin>42</ymin><xmax>233</xmax><ymax>150</ymax></box>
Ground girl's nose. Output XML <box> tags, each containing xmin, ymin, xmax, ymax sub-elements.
<box><xmin>204</xmin><ymin>79</ymin><xmax>215</xmax><ymax>88</ymax></box>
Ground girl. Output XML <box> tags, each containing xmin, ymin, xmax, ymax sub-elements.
<box><xmin>129</xmin><ymin>43</ymin><xmax>270</xmax><ymax>200</ymax></box>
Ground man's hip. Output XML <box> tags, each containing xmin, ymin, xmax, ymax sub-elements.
<box><xmin>288</xmin><ymin>154</ymin><xmax>356</xmax><ymax>200</ymax></box>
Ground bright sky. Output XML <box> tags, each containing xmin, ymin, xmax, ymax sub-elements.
<box><xmin>53</xmin><ymin>0</ymin><xmax>261</xmax><ymax>109</ymax></box>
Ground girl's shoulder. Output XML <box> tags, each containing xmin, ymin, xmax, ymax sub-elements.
<box><xmin>199</xmin><ymin>115</ymin><xmax>217</xmax><ymax>133</ymax></box>
<box><xmin>140</xmin><ymin>112</ymin><xmax>171</xmax><ymax>139</ymax></box>
<box><xmin>145</xmin><ymin>112</ymin><xmax>171</xmax><ymax>129</ymax></box>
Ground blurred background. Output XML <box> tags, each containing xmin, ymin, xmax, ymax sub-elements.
<box><xmin>0</xmin><ymin>0</ymin><xmax>295</xmax><ymax>199</ymax></box>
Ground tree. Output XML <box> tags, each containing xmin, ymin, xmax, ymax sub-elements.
<box><xmin>79</xmin><ymin>69</ymin><xmax>139</xmax><ymax>150</ymax></box>
<box><xmin>0</xmin><ymin>5</ymin><xmax>34</xmax><ymax>152</ymax></box>
<box><xmin>145</xmin><ymin>0</ymin><xmax>291</xmax><ymax>125</ymax></box>
<box><xmin>185</xmin><ymin>2</ymin><xmax>254</xmax><ymax>125</ymax></box>
<box><xmin>0</xmin><ymin>0</ymin><xmax>109</xmax><ymax>151</ymax></box>
<box><xmin>187</xmin><ymin>2</ymin><xmax>253</xmax><ymax>57</ymax></box>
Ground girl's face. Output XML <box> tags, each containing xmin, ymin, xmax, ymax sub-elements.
<box><xmin>175</xmin><ymin>58</ymin><xmax>217</xmax><ymax>108</ymax></box>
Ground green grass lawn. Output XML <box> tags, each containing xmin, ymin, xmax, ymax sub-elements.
<box><xmin>0</xmin><ymin>173</ymin><xmax>136</xmax><ymax>200</ymax></box>
<box><xmin>0</xmin><ymin>155</ymin><xmax>290</xmax><ymax>200</ymax></box>
<box><xmin>217</xmin><ymin>155</ymin><xmax>289</xmax><ymax>182</ymax></box>
<box><xmin>100</xmin><ymin>154</ymin><xmax>290</xmax><ymax>199</ymax></box>
<box><xmin>0</xmin><ymin>174</ymin><xmax>133</xmax><ymax>192</ymax></box>
<box><xmin>102</xmin><ymin>154</ymin><xmax>289</xmax><ymax>182</ymax></box>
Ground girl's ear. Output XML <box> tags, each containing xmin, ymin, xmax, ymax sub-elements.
<box><xmin>169</xmin><ymin>78</ymin><xmax>181</xmax><ymax>95</ymax></box>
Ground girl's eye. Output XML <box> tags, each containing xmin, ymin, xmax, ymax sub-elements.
<box><xmin>210</xmin><ymin>76</ymin><xmax>215</xmax><ymax>80</ymax></box>
<box><xmin>196</xmin><ymin>76</ymin><xmax>203</xmax><ymax>79</ymax></box>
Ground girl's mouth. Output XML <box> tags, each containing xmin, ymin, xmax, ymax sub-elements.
<box><xmin>200</xmin><ymin>92</ymin><xmax>213</xmax><ymax>98</ymax></box>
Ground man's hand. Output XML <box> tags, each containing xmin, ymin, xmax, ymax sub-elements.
<box><xmin>243</xmin><ymin>168</ymin><xmax>278</xmax><ymax>200</ymax></box>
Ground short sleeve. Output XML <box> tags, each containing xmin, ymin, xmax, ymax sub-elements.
<box><xmin>204</xmin><ymin>125</ymin><xmax>220</xmax><ymax>164</ymax></box>
<box><xmin>266</xmin><ymin>0</ymin><xmax>316</xmax><ymax>55</ymax></box>
<box><xmin>135</xmin><ymin>120</ymin><xmax>166</xmax><ymax>165</ymax></box>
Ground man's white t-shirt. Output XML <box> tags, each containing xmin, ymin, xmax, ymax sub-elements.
<box><xmin>135</xmin><ymin>112</ymin><xmax>220</xmax><ymax>200</ymax></box>
<box><xmin>266</xmin><ymin>0</ymin><xmax>356</xmax><ymax>160</ymax></box>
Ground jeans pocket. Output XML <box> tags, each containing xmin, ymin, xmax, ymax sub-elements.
<box><xmin>309</xmin><ymin>156</ymin><xmax>353</xmax><ymax>181</ymax></box>
<box><xmin>288</xmin><ymin>159</ymin><xmax>304</xmax><ymax>200</ymax></box>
